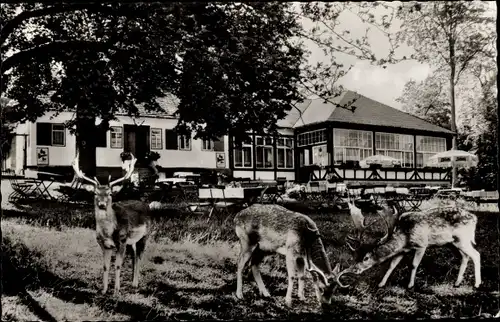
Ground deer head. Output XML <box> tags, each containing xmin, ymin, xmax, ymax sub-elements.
<box><xmin>340</xmin><ymin>197</ymin><xmax>396</xmax><ymax>287</ymax></box>
<box><xmin>72</xmin><ymin>152</ymin><xmax>137</xmax><ymax>210</ymax></box>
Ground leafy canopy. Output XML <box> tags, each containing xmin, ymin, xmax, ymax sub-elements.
<box><xmin>1</xmin><ymin>3</ymin><xmax>304</xmax><ymax>143</ymax></box>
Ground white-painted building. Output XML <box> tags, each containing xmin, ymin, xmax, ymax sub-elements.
<box><xmin>3</xmin><ymin>90</ymin><xmax>455</xmax><ymax>186</ymax></box>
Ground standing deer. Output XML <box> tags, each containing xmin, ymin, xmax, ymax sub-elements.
<box><xmin>72</xmin><ymin>153</ymin><xmax>151</xmax><ymax>295</ymax></box>
<box><xmin>234</xmin><ymin>204</ymin><xmax>341</xmax><ymax>307</ymax></box>
<box><xmin>337</xmin><ymin>205</ymin><xmax>481</xmax><ymax>289</ymax></box>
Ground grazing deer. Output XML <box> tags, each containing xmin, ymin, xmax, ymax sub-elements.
<box><xmin>337</xmin><ymin>205</ymin><xmax>481</xmax><ymax>289</ymax></box>
<box><xmin>72</xmin><ymin>153</ymin><xmax>151</xmax><ymax>295</ymax></box>
<box><xmin>234</xmin><ymin>204</ymin><xmax>341</xmax><ymax>307</ymax></box>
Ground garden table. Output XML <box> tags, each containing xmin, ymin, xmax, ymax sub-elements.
<box><xmin>199</xmin><ymin>186</ymin><xmax>267</xmax><ymax>221</ymax></box>
<box><xmin>24</xmin><ymin>171</ymin><xmax>64</xmax><ymax>200</ymax></box>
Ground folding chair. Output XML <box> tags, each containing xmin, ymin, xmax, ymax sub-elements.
<box><xmin>177</xmin><ymin>184</ymin><xmax>212</xmax><ymax>214</ymax></box>
<box><xmin>258</xmin><ymin>180</ymin><xmax>285</xmax><ymax>204</ymax></box>
<box><xmin>309</xmin><ymin>181</ymin><xmax>322</xmax><ymax>202</ymax></box>
<box><xmin>207</xmin><ymin>187</ymin><xmax>237</xmax><ymax>222</ymax></box>
<box><xmin>8</xmin><ymin>177</ymin><xmax>37</xmax><ymax>203</ymax></box>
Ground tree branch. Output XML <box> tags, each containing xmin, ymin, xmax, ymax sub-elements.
<box><xmin>1</xmin><ymin>40</ymin><xmax>130</xmax><ymax>73</ymax></box>
<box><xmin>455</xmin><ymin>43</ymin><xmax>489</xmax><ymax>82</ymax></box>
<box><xmin>0</xmin><ymin>3</ymin><xmax>155</xmax><ymax>46</ymax></box>
<box><xmin>0</xmin><ymin>4</ymin><xmax>107</xmax><ymax>46</ymax></box>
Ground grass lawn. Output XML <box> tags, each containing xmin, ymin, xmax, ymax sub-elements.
<box><xmin>2</xmin><ymin>198</ymin><xmax>499</xmax><ymax>320</ymax></box>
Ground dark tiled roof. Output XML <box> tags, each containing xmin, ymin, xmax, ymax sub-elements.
<box><xmin>327</xmin><ymin>91</ymin><xmax>453</xmax><ymax>134</ymax></box>
<box><xmin>277</xmin><ymin>99</ymin><xmax>312</xmax><ymax>128</ymax></box>
<box><xmin>116</xmin><ymin>95</ymin><xmax>179</xmax><ymax>118</ymax></box>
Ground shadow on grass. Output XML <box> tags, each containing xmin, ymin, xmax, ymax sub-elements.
<box><xmin>3</xmin><ymin>235</ymin><xmax>171</xmax><ymax>320</ymax></box>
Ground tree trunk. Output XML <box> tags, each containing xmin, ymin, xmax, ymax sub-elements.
<box><xmin>76</xmin><ymin>104</ymin><xmax>97</xmax><ymax>178</ymax></box>
<box><xmin>449</xmin><ymin>31</ymin><xmax>458</xmax><ymax>188</ymax></box>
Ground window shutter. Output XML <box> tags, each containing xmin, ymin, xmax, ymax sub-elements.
<box><xmin>36</xmin><ymin>123</ymin><xmax>52</xmax><ymax>146</ymax></box>
<box><xmin>165</xmin><ymin>129</ymin><xmax>178</xmax><ymax>150</ymax></box>
<box><xmin>96</xmin><ymin>127</ymin><xmax>107</xmax><ymax>148</ymax></box>
<box><xmin>214</xmin><ymin>136</ymin><xmax>225</xmax><ymax>151</ymax></box>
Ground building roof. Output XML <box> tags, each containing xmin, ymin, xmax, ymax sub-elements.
<box><xmin>116</xmin><ymin>94</ymin><xmax>179</xmax><ymax>118</ymax></box>
<box><xmin>276</xmin><ymin>99</ymin><xmax>312</xmax><ymax>128</ymax></box>
<box><xmin>284</xmin><ymin>90</ymin><xmax>453</xmax><ymax>135</ymax></box>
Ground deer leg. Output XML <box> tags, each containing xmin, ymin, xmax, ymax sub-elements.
<box><xmin>378</xmin><ymin>254</ymin><xmax>404</xmax><ymax>288</ymax></box>
<box><xmin>101</xmin><ymin>247</ymin><xmax>113</xmax><ymax>294</ymax></box>
<box><xmin>132</xmin><ymin>237</ymin><xmax>147</xmax><ymax>288</ymax></box>
<box><xmin>454</xmin><ymin>249</ymin><xmax>470</xmax><ymax>287</ymax></box>
<box><xmin>250</xmin><ymin>248</ymin><xmax>271</xmax><ymax>298</ymax></box>
<box><xmin>285</xmin><ymin>252</ymin><xmax>296</xmax><ymax>307</ymax></box>
<box><xmin>114</xmin><ymin>243</ymin><xmax>127</xmax><ymax>296</ymax></box>
<box><xmin>236</xmin><ymin>242</ymin><xmax>256</xmax><ymax>300</ymax></box>
<box><xmin>296</xmin><ymin>257</ymin><xmax>306</xmax><ymax>301</ymax></box>
<box><xmin>456</xmin><ymin>242</ymin><xmax>481</xmax><ymax>288</ymax></box>
<box><xmin>408</xmin><ymin>247</ymin><xmax>426</xmax><ymax>289</ymax></box>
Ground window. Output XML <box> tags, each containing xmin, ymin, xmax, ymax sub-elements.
<box><xmin>150</xmin><ymin>128</ymin><xmax>162</xmax><ymax>150</ymax></box>
<box><xmin>202</xmin><ymin>139</ymin><xmax>214</xmax><ymax>151</ymax></box>
<box><xmin>255</xmin><ymin>136</ymin><xmax>273</xmax><ymax>169</ymax></box>
<box><xmin>165</xmin><ymin>129</ymin><xmax>178</xmax><ymax>150</ymax></box>
<box><xmin>233</xmin><ymin>139</ymin><xmax>253</xmax><ymax>168</ymax></box>
<box><xmin>375</xmin><ymin>132</ymin><xmax>414</xmax><ymax>167</ymax></box>
<box><xmin>51</xmin><ymin>124</ymin><xmax>65</xmax><ymax>146</ymax></box>
<box><xmin>333</xmin><ymin>129</ymin><xmax>373</xmax><ymax>162</ymax></box>
<box><xmin>416</xmin><ymin>136</ymin><xmax>446</xmax><ymax>167</ymax></box>
<box><xmin>277</xmin><ymin>137</ymin><xmax>294</xmax><ymax>169</ymax></box>
<box><xmin>297</xmin><ymin>129</ymin><xmax>327</xmax><ymax>147</ymax></box>
<box><xmin>213</xmin><ymin>136</ymin><xmax>225</xmax><ymax>151</ymax></box>
<box><xmin>178</xmin><ymin>135</ymin><xmax>191</xmax><ymax>151</ymax></box>
<box><xmin>110</xmin><ymin>127</ymin><xmax>123</xmax><ymax>148</ymax></box>
<box><xmin>36</xmin><ymin>123</ymin><xmax>52</xmax><ymax>146</ymax></box>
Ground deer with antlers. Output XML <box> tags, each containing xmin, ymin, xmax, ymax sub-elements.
<box><xmin>344</xmin><ymin>196</ymin><xmax>399</xmax><ymax>257</ymax></box>
<box><xmin>72</xmin><ymin>153</ymin><xmax>151</xmax><ymax>295</ymax></box>
<box><xmin>337</xmin><ymin>205</ymin><xmax>481</xmax><ymax>289</ymax></box>
<box><xmin>234</xmin><ymin>204</ymin><xmax>341</xmax><ymax>307</ymax></box>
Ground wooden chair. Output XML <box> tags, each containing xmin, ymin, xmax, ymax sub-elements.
<box><xmin>8</xmin><ymin>177</ymin><xmax>38</xmax><ymax>203</ymax></box>
<box><xmin>207</xmin><ymin>187</ymin><xmax>237</xmax><ymax>222</ymax></box>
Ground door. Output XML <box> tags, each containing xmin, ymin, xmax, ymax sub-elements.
<box><xmin>135</xmin><ymin>126</ymin><xmax>150</xmax><ymax>162</ymax></box>
<box><xmin>124</xmin><ymin>125</ymin><xmax>150</xmax><ymax>164</ymax></box>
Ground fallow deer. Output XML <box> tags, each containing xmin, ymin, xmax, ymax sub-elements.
<box><xmin>234</xmin><ymin>204</ymin><xmax>341</xmax><ymax>307</ymax></box>
<box><xmin>344</xmin><ymin>194</ymin><xmax>396</xmax><ymax>248</ymax></box>
<box><xmin>72</xmin><ymin>153</ymin><xmax>151</xmax><ymax>295</ymax></box>
<box><xmin>337</xmin><ymin>205</ymin><xmax>481</xmax><ymax>289</ymax></box>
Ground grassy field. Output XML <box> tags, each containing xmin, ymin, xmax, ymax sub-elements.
<box><xmin>2</xmin><ymin>198</ymin><xmax>499</xmax><ymax>320</ymax></box>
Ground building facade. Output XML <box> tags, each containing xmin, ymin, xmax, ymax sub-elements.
<box><xmin>4</xmin><ymin>91</ymin><xmax>453</xmax><ymax>186</ymax></box>
<box><xmin>228</xmin><ymin>91</ymin><xmax>454</xmax><ymax>186</ymax></box>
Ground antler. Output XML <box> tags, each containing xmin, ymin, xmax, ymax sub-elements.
<box><xmin>336</xmin><ymin>270</ymin><xmax>351</xmax><ymax>288</ymax></box>
<box><xmin>345</xmin><ymin>193</ymin><xmax>394</xmax><ymax>251</ymax></box>
<box><xmin>376</xmin><ymin>203</ymin><xmax>399</xmax><ymax>245</ymax></box>
<box><xmin>109</xmin><ymin>153</ymin><xmax>137</xmax><ymax>187</ymax></box>
<box><xmin>72</xmin><ymin>152</ymin><xmax>100</xmax><ymax>186</ymax></box>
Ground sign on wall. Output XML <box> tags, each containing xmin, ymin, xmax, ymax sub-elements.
<box><xmin>37</xmin><ymin>147</ymin><xmax>49</xmax><ymax>165</ymax></box>
<box><xmin>216</xmin><ymin>152</ymin><xmax>226</xmax><ymax>168</ymax></box>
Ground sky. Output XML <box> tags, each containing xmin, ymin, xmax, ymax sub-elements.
<box><xmin>298</xmin><ymin>1</ymin><xmax>497</xmax><ymax>110</ymax></box>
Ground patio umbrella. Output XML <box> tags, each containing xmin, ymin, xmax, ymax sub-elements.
<box><xmin>426</xmin><ymin>149</ymin><xmax>479</xmax><ymax>168</ymax></box>
<box><xmin>360</xmin><ymin>154</ymin><xmax>401</xmax><ymax>168</ymax></box>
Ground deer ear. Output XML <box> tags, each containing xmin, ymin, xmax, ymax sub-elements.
<box><xmin>83</xmin><ymin>184</ymin><xmax>95</xmax><ymax>192</ymax></box>
<box><xmin>111</xmin><ymin>185</ymin><xmax>123</xmax><ymax>194</ymax></box>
